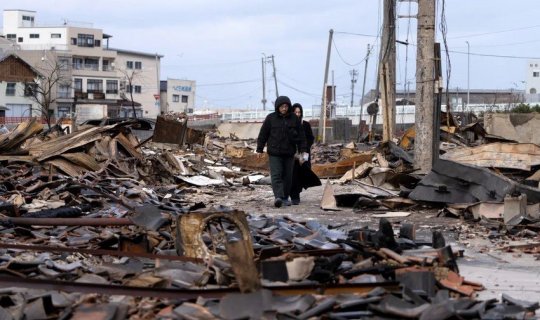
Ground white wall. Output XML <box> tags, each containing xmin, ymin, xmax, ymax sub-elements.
<box><xmin>526</xmin><ymin>60</ymin><xmax>540</xmax><ymax>95</ymax></box>
<box><xmin>115</xmin><ymin>51</ymin><xmax>161</xmax><ymax>118</ymax></box>
<box><xmin>165</xmin><ymin>78</ymin><xmax>196</xmax><ymax>114</ymax></box>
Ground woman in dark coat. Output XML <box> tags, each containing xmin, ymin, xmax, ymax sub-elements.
<box><xmin>290</xmin><ymin>103</ymin><xmax>315</xmax><ymax>205</ymax></box>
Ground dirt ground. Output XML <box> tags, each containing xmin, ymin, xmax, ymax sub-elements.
<box><xmin>185</xmin><ymin>182</ymin><xmax>540</xmax><ymax>302</ymax></box>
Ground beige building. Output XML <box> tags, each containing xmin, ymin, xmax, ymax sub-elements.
<box><xmin>1</xmin><ymin>9</ymin><xmax>163</xmax><ymax>121</ymax></box>
<box><xmin>160</xmin><ymin>79</ymin><xmax>196</xmax><ymax>114</ymax></box>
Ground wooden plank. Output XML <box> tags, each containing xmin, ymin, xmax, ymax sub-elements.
<box><xmin>60</xmin><ymin>153</ymin><xmax>101</xmax><ymax>171</ymax></box>
<box><xmin>115</xmin><ymin>132</ymin><xmax>143</xmax><ymax>160</ymax></box>
<box><xmin>45</xmin><ymin>158</ymin><xmax>85</xmax><ymax>177</ymax></box>
<box><xmin>313</xmin><ymin>153</ymin><xmax>373</xmax><ymax>178</ymax></box>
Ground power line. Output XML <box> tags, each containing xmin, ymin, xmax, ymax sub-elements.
<box><xmin>333</xmin><ymin>31</ymin><xmax>379</xmax><ymax>38</ymax></box>
<box><xmin>162</xmin><ymin>58</ymin><xmax>259</xmax><ymax>68</ymax></box>
<box><xmin>449</xmin><ymin>24</ymin><xmax>540</xmax><ymax>40</ymax></box>
<box><xmin>197</xmin><ymin>79</ymin><xmax>259</xmax><ymax>87</ymax></box>
<box><xmin>407</xmin><ymin>42</ymin><xmax>540</xmax><ymax>60</ymax></box>
<box><xmin>276</xmin><ymin>79</ymin><xmax>320</xmax><ymax>98</ymax></box>
<box><xmin>332</xmin><ymin>37</ymin><xmax>367</xmax><ymax>66</ymax></box>
<box><xmin>196</xmin><ymin>86</ymin><xmax>261</xmax><ymax>102</ymax></box>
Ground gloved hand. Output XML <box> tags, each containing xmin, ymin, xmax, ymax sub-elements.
<box><xmin>302</xmin><ymin>152</ymin><xmax>309</xmax><ymax>162</ymax></box>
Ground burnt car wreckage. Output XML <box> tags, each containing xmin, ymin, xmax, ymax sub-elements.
<box><xmin>0</xmin><ymin>114</ymin><xmax>538</xmax><ymax>319</ymax></box>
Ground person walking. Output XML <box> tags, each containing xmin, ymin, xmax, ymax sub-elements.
<box><xmin>290</xmin><ymin>103</ymin><xmax>315</xmax><ymax>205</ymax></box>
<box><xmin>256</xmin><ymin>96</ymin><xmax>307</xmax><ymax>207</ymax></box>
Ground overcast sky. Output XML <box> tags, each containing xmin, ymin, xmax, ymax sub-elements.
<box><xmin>3</xmin><ymin>1</ymin><xmax>539</xmax><ymax>111</ymax></box>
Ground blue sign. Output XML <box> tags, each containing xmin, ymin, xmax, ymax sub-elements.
<box><xmin>173</xmin><ymin>86</ymin><xmax>192</xmax><ymax>92</ymax></box>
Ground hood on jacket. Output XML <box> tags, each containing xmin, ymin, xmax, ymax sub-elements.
<box><xmin>274</xmin><ymin>96</ymin><xmax>292</xmax><ymax>113</ymax></box>
<box><xmin>292</xmin><ymin>103</ymin><xmax>303</xmax><ymax>119</ymax></box>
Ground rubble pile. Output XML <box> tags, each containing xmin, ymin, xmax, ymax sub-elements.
<box><xmin>0</xmin><ymin>117</ymin><xmax>539</xmax><ymax>319</ymax></box>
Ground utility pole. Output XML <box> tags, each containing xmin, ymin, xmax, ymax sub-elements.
<box><xmin>349</xmin><ymin>69</ymin><xmax>358</xmax><ymax>109</ymax></box>
<box><xmin>261</xmin><ymin>56</ymin><xmax>267</xmax><ymax>111</ymax></box>
<box><xmin>319</xmin><ymin>29</ymin><xmax>333</xmax><ymax>143</ymax></box>
<box><xmin>415</xmin><ymin>0</ymin><xmax>436</xmax><ymax>172</ymax></box>
<box><xmin>466</xmin><ymin>41</ymin><xmax>470</xmax><ymax>110</ymax></box>
<box><xmin>270</xmin><ymin>55</ymin><xmax>279</xmax><ymax>98</ymax></box>
<box><xmin>379</xmin><ymin>0</ymin><xmax>397</xmax><ymax>142</ymax></box>
<box><xmin>357</xmin><ymin>44</ymin><xmax>371</xmax><ymax>140</ymax></box>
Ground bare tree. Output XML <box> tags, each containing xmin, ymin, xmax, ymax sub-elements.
<box><xmin>25</xmin><ymin>53</ymin><xmax>71</xmax><ymax>128</ymax></box>
<box><xmin>117</xmin><ymin>67</ymin><xmax>142</xmax><ymax>119</ymax></box>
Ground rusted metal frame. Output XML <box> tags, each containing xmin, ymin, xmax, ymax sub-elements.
<box><xmin>134</xmin><ymin>134</ymin><xmax>154</xmax><ymax>149</ymax></box>
<box><xmin>1</xmin><ymin>217</ymin><xmax>133</xmax><ymax>226</ymax></box>
<box><xmin>67</xmin><ymin>181</ymin><xmax>135</xmax><ymax>210</ymax></box>
<box><xmin>0</xmin><ymin>242</ymin><xmax>203</xmax><ymax>263</ymax></box>
<box><xmin>0</xmin><ymin>275</ymin><xmax>399</xmax><ymax>299</ymax></box>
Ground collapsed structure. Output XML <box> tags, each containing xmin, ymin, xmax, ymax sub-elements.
<box><xmin>0</xmin><ymin>114</ymin><xmax>538</xmax><ymax>319</ymax></box>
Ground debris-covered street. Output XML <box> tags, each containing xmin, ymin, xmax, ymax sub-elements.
<box><xmin>0</xmin><ymin>114</ymin><xmax>539</xmax><ymax>319</ymax></box>
<box><xmin>2</xmin><ymin>1</ymin><xmax>540</xmax><ymax>319</ymax></box>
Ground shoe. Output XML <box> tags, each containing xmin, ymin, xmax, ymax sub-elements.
<box><xmin>291</xmin><ymin>198</ymin><xmax>300</xmax><ymax>205</ymax></box>
<box><xmin>282</xmin><ymin>198</ymin><xmax>291</xmax><ymax>206</ymax></box>
<box><xmin>274</xmin><ymin>198</ymin><xmax>283</xmax><ymax>208</ymax></box>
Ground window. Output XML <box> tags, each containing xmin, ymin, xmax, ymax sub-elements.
<box><xmin>87</xmin><ymin>79</ymin><xmax>103</xmax><ymax>93</ymax></box>
<box><xmin>102</xmin><ymin>60</ymin><xmax>113</xmax><ymax>71</ymax></box>
<box><xmin>22</xmin><ymin>15</ymin><xmax>34</xmax><ymax>21</ymax></box>
<box><xmin>24</xmin><ymin>83</ymin><xmax>37</xmax><ymax>96</ymax></box>
<box><xmin>58</xmin><ymin>85</ymin><xmax>70</xmax><ymax>98</ymax></box>
<box><xmin>84</xmin><ymin>58</ymin><xmax>99</xmax><ymax>71</ymax></box>
<box><xmin>74</xmin><ymin>78</ymin><xmax>82</xmax><ymax>92</ymax></box>
<box><xmin>534</xmin><ymin>72</ymin><xmax>540</xmax><ymax>78</ymax></box>
<box><xmin>127</xmin><ymin>85</ymin><xmax>142</xmax><ymax>94</ymax></box>
<box><xmin>57</xmin><ymin>105</ymin><xmax>71</xmax><ymax>117</ymax></box>
<box><xmin>71</xmin><ymin>38</ymin><xmax>77</xmax><ymax>45</ymax></box>
<box><xmin>77</xmin><ymin>34</ymin><xmax>94</xmax><ymax>47</ymax></box>
<box><xmin>181</xmin><ymin>95</ymin><xmax>188</xmax><ymax>103</ymax></box>
<box><xmin>59</xmin><ymin>58</ymin><xmax>70</xmax><ymax>70</ymax></box>
<box><xmin>172</xmin><ymin>94</ymin><xmax>180</xmax><ymax>102</ymax></box>
<box><xmin>18</xmin><ymin>37</ymin><xmax>23</xmax><ymax>43</ymax></box>
<box><xmin>51</xmin><ymin>33</ymin><xmax>61</xmax><ymax>38</ymax></box>
<box><xmin>106</xmin><ymin>80</ymin><xmax>118</xmax><ymax>94</ymax></box>
<box><xmin>6</xmin><ymin>83</ymin><xmax>16</xmax><ymax>96</ymax></box>
<box><xmin>531</xmin><ymin>88</ymin><xmax>537</xmax><ymax>94</ymax></box>
<box><xmin>6</xmin><ymin>34</ymin><xmax>16</xmax><ymax>40</ymax></box>
<box><xmin>94</xmin><ymin>39</ymin><xmax>101</xmax><ymax>47</ymax></box>
<box><xmin>72</xmin><ymin>58</ymin><xmax>83</xmax><ymax>69</ymax></box>
<box><xmin>134</xmin><ymin>61</ymin><xmax>142</xmax><ymax>69</ymax></box>
<box><xmin>126</xmin><ymin>61</ymin><xmax>133</xmax><ymax>69</ymax></box>
<box><xmin>5</xmin><ymin>104</ymin><xmax>31</xmax><ymax>117</ymax></box>
<box><xmin>29</xmin><ymin>34</ymin><xmax>39</xmax><ymax>39</ymax></box>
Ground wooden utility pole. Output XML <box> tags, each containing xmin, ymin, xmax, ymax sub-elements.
<box><xmin>261</xmin><ymin>57</ymin><xmax>267</xmax><ymax>110</ymax></box>
<box><xmin>357</xmin><ymin>44</ymin><xmax>371</xmax><ymax>140</ymax></box>
<box><xmin>270</xmin><ymin>55</ymin><xmax>279</xmax><ymax>98</ymax></box>
<box><xmin>379</xmin><ymin>0</ymin><xmax>396</xmax><ymax>142</ymax></box>
<box><xmin>415</xmin><ymin>0</ymin><xmax>436</xmax><ymax>172</ymax></box>
<box><xmin>319</xmin><ymin>29</ymin><xmax>333</xmax><ymax>143</ymax></box>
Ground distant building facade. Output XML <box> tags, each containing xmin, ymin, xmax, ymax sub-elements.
<box><xmin>160</xmin><ymin>79</ymin><xmax>196</xmax><ymax>114</ymax></box>
<box><xmin>0</xmin><ymin>54</ymin><xmax>41</xmax><ymax>120</ymax></box>
<box><xmin>526</xmin><ymin>60</ymin><xmax>540</xmax><ymax>103</ymax></box>
<box><xmin>0</xmin><ymin>9</ymin><xmax>163</xmax><ymax>120</ymax></box>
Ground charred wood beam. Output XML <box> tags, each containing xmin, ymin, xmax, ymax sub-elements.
<box><xmin>0</xmin><ymin>275</ymin><xmax>399</xmax><ymax>299</ymax></box>
<box><xmin>0</xmin><ymin>217</ymin><xmax>132</xmax><ymax>226</ymax></box>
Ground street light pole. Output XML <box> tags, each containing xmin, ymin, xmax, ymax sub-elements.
<box><xmin>466</xmin><ymin>41</ymin><xmax>470</xmax><ymax>109</ymax></box>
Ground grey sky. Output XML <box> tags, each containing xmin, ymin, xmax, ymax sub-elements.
<box><xmin>2</xmin><ymin>1</ymin><xmax>539</xmax><ymax>110</ymax></box>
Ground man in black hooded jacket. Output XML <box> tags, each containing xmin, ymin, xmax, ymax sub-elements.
<box><xmin>257</xmin><ymin>96</ymin><xmax>307</xmax><ymax>207</ymax></box>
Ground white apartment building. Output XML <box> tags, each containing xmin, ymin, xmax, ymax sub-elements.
<box><xmin>160</xmin><ymin>79</ymin><xmax>197</xmax><ymax>114</ymax></box>
<box><xmin>1</xmin><ymin>9</ymin><xmax>163</xmax><ymax>120</ymax></box>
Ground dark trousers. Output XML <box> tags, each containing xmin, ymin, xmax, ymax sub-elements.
<box><xmin>290</xmin><ymin>155</ymin><xmax>311</xmax><ymax>200</ymax></box>
<box><xmin>269</xmin><ymin>155</ymin><xmax>295</xmax><ymax>200</ymax></box>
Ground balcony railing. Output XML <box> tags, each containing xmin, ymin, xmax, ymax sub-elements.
<box><xmin>0</xmin><ymin>117</ymin><xmax>57</xmax><ymax>124</ymax></box>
